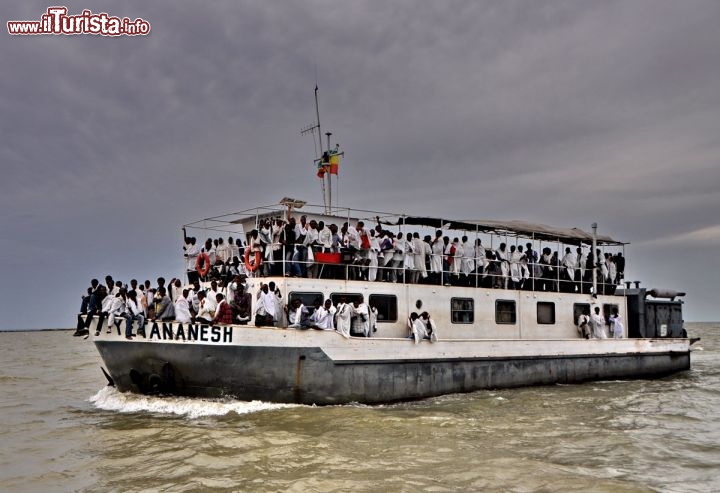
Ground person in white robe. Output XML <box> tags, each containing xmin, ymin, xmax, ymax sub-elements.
<box><xmin>576</xmin><ymin>308</ymin><xmax>591</xmax><ymax>339</ymax></box>
<box><xmin>408</xmin><ymin>312</ymin><xmax>427</xmax><ymax>344</ymax></box>
<box><xmin>107</xmin><ymin>291</ymin><xmax>128</xmax><ymax>334</ymax></box>
<box><xmin>496</xmin><ymin>243</ymin><xmax>510</xmax><ymax>289</ymax></box>
<box><xmin>174</xmin><ymin>290</ymin><xmax>192</xmax><ymax>324</ymax></box>
<box><xmin>590</xmin><ymin>306</ymin><xmax>607</xmax><ymax>339</ymax></box>
<box><xmin>368</xmin><ymin>304</ymin><xmax>378</xmax><ymax>337</ymax></box>
<box><xmin>420</xmin><ymin>312</ymin><xmax>438</xmax><ymax>342</ymax></box>
<box><xmin>411</xmin><ymin>233</ymin><xmax>426</xmax><ymax>284</ymax></box>
<box><xmin>335</xmin><ymin>298</ymin><xmax>352</xmax><ymax>338</ymax></box>
<box><xmin>403</xmin><ymin>233</ymin><xmax>415</xmax><ymax>283</ymax></box>
<box><xmin>608</xmin><ymin>256</ymin><xmax>618</xmax><ymax>287</ymax></box>
<box><xmin>255</xmin><ymin>284</ymin><xmax>278</xmax><ymax>326</ymax></box>
<box><xmin>286</xmin><ymin>299</ymin><xmax>309</xmax><ymax>328</ymax></box>
<box><xmin>451</xmin><ymin>238</ymin><xmax>462</xmax><ymax>277</ymax></box>
<box><xmin>379</xmin><ymin>232</ymin><xmax>395</xmax><ymax>281</ymax></box>
<box><xmin>430</xmin><ymin>231</ymin><xmax>444</xmax><ymax>282</ymax></box>
<box><xmin>351</xmin><ymin>297</ymin><xmax>370</xmax><ymax>337</ymax></box>
<box><xmin>609</xmin><ymin>308</ymin><xmax>624</xmax><ymax>339</ymax></box>
<box><xmin>460</xmin><ymin>236</ymin><xmax>474</xmax><ymax>282</ymax></box>
<box><xmin>391</xmin><ymin>234</ymin><xmax>406</xmax><ymax>283</ymax></box>
<box><xmin>368</xmin><ymin>230</ymin><xmax>380</xmax><ymax>282</ymax></box>
<box><xmin>509</xmin><ymin>245</ymin><xmax>522</xmax><ymax>288</ymax></box>
<box><xmin>562</xmin><ymin>247</ymin><xmax>577</xmax><ymax>279</ymax></box>
<box><xmin>216</xmin><ymin>237</ymin><xmax>231</xmax><ymax>265</ymax></box>
<box><xmin>310</xmin><ymin>299</ymin><xmax>336</xmax><ymax>330</ymax></box>
<box><xmin>270</xmin><ymin>282</ymin><xmax>285</xmax><ymax>326</ymax></box>
<box><xmin>474</xmin><ymin>239</ymin><xmax>488</xmax><ymax>284</ymax></box>
<box><xmin>517</xmin><ymin>245</ymin><xmax>530</xmax><ymax>285</ymax></box>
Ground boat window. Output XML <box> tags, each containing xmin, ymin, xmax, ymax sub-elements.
<box><xmin>603</xmin><ymin>304</ymin><xmax>619</xmax><ymax>326</ymax></box>
<box><xmin>537</xmin><ymin>302</ymin><xmax>555</xmax><ymax>324</ymax></box>
<box><xmin>330</xmin><ymin>293</ymin><xmax>363</xmax><ymax>305</ymax></box>
<box><xmin>573</xmin><ymin>303</ymin><xmax>590</xmax><ymax>325</ymax></box>
<box><xmin>369</xmin><ymin>294</ymin><xmax>397</xmax><ymax>323</ymax></box>
<box><xmin>495</xmin><ymin>300</ymin><xmax>516</xmax><ymax>324</ymax></box>
<box><xmin>451</xmin><ymin>298</ymin><xmax>474</xmax><ymax>324</ymax></box>
<box><xmin>289</xmin><ymin>292</ymin><xmax>324</xmax><ymax>315</ymax></box>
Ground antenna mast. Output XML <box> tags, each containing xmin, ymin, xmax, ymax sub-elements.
<box><xmin>301</xmin><ymin>85</ymin><xmax>330</xmax><ymax>213</ymax></box>
<box><xmin>301</xmin><ymin>85</ymin><xmax>343</xmax><ymax>214</ymax></box>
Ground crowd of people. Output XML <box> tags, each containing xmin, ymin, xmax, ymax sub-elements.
<box><xmin>576</xmin><ymin>306</ymin><xmax>625</xmax><ymax>339</ymax></box>
<box><xmin>74</xmin><ymin>275</ymin><xmax>438</xmax><ymax>340</ymax></box>
<box><xmin>182</xmin><ymin>216</ymin><xmax>626</xmax><ymax>295</ymax></box>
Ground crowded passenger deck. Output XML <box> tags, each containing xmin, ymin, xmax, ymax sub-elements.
<box><xmin>182</xmin><ymin>201</ymin><xmax>627</xmax><ymax>296</ymax></box>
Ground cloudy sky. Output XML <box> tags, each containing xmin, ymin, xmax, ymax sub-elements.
<box><xmin>2</xmin><ymin>0</ymin><xmax>719</xmax><ymax>329</ymax></box>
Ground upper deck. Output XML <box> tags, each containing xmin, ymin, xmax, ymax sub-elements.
<box><xmin>182</xmin><ymin>199</ymin><xmax>627</xmax><ymax>298</ymax></box>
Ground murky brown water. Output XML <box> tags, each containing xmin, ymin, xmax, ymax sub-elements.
<box><xmin>1</xmin><ymin>324</ymin><xmax>718</xmax><ymax>492</ymax></box>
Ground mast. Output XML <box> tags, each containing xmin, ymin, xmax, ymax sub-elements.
<box><xmin>592</xmin><ymin>222</ymin><xmax>598</xmax><ymax>297</ymax></box>
<box><xmin>302</xmin><ymin>86</ymin><xmax>343</xmax><ymax>213</ymax></box>
<box><xmin>326</xmin><ymin>131</ymin><xmax>332</xmax><ymax>212</ymax></box>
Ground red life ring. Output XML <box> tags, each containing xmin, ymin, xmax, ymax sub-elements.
<box><xmin>244</xmin><ymin>249</ymin><xmax>262</xmax><ymax>272</ymax></box>
<box><xmin>196</xmin><ymin>252</ymin><xmax>211</xmax><ymax>277</ymax></box>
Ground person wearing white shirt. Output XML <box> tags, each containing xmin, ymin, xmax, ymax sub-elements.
<box><xmin>379</xmin><ymin>232</ymin><xmax>395</xmax><ymax>282</ymax></box>
<box><xmin>474</xmin><ymin>239</ymin><xmax>488</xmax><ymax>286</ymax></box>
<box><xmin>202</xmin><ymin>238</ymin><xmax>217</xmax><ymax>266</ymax></box>
<box><xmin>311</xmin><ymin>299</ymin><xmax>336</xmax><ymax>330</ymax></box>
<box><xmin>195</xmin><ymin>291</ymin><xmax>215</xmax><ymax>324</ymax></box>
<box><xmin>590</xmin><ymin>306</ymin><xmax>607</xmax><ymax>339</ymax></box>
<box><xmin>124</xmin><ymin>290</ymin><xmax>145</xmax><ymax>339</ymax></box>
<box><xmin>318</xmin><ymin>221</ymin><xmax>333</xmax><ymax>252</ymax></box>
<box><xmin>303</xmin><ymin>221</ymin><xmax>320</xmax><ymax>278</ymax></box>
<box><xmin>430</xmin><ymin>230</ymin><xmax>444</xmax><ymax>284</ymax></box>
<box><xmin>174</xmin><ymin>289</ymin><xmax>192</xmax><ymax>324</ymax></box>
<box><xmin>107</xmin><ymin>290</ymin><xmax>128</xmax><ymax>335</ymax></box>
<box><xmin>509</xmin><ymin>245</ymin><xmax>522</xmax><ymax>289</ymax></box>
<box><xmin>412</xmin><ymin>233</ymin><xmax>428</xmax><ymax>284</ymax></box>
<box><xmin>287</xmin><ymin>299</ymin><xmax>310</xmax><ymax>328</ymax></box>
<box><xmin>391</xmin><ymin>234</ymin><xmax>406</xmax><ymax>283</ymax></box>
<box><xmin>403</xmin><ymin>232</ymin><xmax>415</xmax><ymax>283</ymax></box>
<box><xmin>460</xmin><ymin>236</ymin><xmax>474</xmax><ymax>286</ymax></box>
<box><xmin>350</xmin><ymin>297</ymin><xmax>370</xmax><ymax>337</ymax></box>
<box><xmin>215</xmin><ymin>237</ymin><xmax>231</xmax><ymax>265</ymax></box>
<box><xmin>205</xmin><ymin>281</ymin><xmax>219</xmax><ymax>312</ymax></box>
<box><xmin>496</xmin><ymin>243</ymin><xmax>510</xmax><ymax>289</ymax></box>
<box><xmin>368</xmin><ymin>230</ymin><xmax>381</xmax><ymax>282</ymax></box>
<box><xmin>421</xmin><ymin>312</ymin><xmax>438</xmax><ymax>342</ymax></box>
<box><xmin>561</xmin><ymin>247</ymin><xmax>577</xmax><ymax>292</ymax></box>
<box><xmin>344</xmin><ymin>223</ymin><xmax>361</xmax><ymax>250</ymax></box>
<box><xmin>254</xmin><ymin>284</ymin><xmax>277</xmax><ymax>326</ymax></box>
<box><xmin>609</xmin><ymin>308</ymin><xmax>624</xmax><ymax>339</ymax></box>
<box><xmin>408</xmin><ymin>312</ymin><xmax>427</xmax><ymax>344</ymax></box>
<box><xmin>228</xmin><ymin>236</ymin><xmax>240</xmax><ymax>264</ymax></box>
<box><xmin>335</xmin><ymin>298</ymin><xmax>352</xmax><ymax>338</ymax></box>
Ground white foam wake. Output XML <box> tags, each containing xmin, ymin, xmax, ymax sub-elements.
<box><xmin>88</xmin><ymin>386</ymin><xmax>302</xmax><ymax>418</ymax></box>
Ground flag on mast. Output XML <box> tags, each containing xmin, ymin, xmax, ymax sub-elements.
<box><xmin>329</xmin><ymin>153</ymin><xmax>340</xmax><ymax>175</ymax></box>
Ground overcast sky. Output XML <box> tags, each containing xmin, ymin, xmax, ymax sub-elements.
<box><xmin>2</xmin><ymin>0</ymin><xmax>719</xmax><ymax>329</ymax></box>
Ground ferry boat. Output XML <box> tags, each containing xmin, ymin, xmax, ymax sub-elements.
<box><xmin>85</xmin><ymin>199</ymin><xmax>694</xmax><ymax>405</ymax></box>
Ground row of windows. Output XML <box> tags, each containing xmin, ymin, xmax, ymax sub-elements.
<box><xmin>451</xmin><ymin>299</ymin><xmax>620</xmax><ymax>325</ymax></box>
<box><xmin>290</xmin><ymin>292</ymin><xmax>399</xmax><ymax>323</ymax></box>
<box><xmin>288</xmin><ymin>291</ymin><xmax>618</xmax><ymax>326</ymax></box>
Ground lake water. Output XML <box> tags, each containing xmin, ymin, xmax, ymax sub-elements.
<box><xmin>0</xmin><ymin>323</ymin><xmax>718</xmax><ymax>492</ymax></box>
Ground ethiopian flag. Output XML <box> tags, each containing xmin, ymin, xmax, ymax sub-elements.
<box><xmin>329</xmin><ymin>154</ymin><xmax>340</xmax><ymax>175</ymax></box>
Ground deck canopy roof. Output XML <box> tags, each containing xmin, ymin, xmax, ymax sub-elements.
<box><xmin>401</xmin><ymin>217</ymin><xmax>623</xmax><ymax>246</ymax></box>
<box><xmin>183</xmin><ymin>200</ymin><xmax>626</xmax><ymax>246</ymax></box>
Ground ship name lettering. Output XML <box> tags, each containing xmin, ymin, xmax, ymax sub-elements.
<box><xmin>147</xmin><ymin>322</ymin><xmax>231</xmax><ymax>343</ymax></box>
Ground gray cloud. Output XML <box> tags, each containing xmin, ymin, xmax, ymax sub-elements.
<box><xmin>1</xmin><ymin>0</ymin><xmax>719</xmax><ymax>328</ymax></box>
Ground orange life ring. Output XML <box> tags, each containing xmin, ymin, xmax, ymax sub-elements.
<box><xmin>196</xmin><ymin>252</ymin><xmax>211</xmax><ymax>277</ymax></box>
<box><xmin>244</xmin><ymin>249</ymin><xmax>262</xmax><ymax>272</ymax></box>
